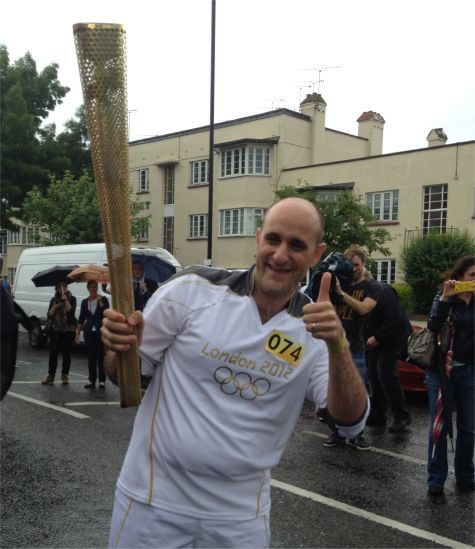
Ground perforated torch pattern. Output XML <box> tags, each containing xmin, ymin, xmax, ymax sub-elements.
<box><xmin>74</xmin><ymin>23</ymin><xmax>141</xmax><ymax>407</ymax></box>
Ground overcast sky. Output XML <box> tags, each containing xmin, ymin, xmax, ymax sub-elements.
<box><xmin>2</xmin><ymin>0</ymin><xmax>474</xmax><ymax>153</ymax></box>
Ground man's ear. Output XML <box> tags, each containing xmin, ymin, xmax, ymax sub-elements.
<box><xmin>312</xmin><ymin>242</ymin><xmax>327</xmax><ymax>268</ymax></box>
<box><xmin>255</xmin><ymin>227</ymin><xmax>262</xmax><ymax>247</ymax></box>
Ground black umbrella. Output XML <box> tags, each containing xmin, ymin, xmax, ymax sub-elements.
<box><xmin>131</xmin><ymin>253</ymin><xmax>176</xmax><ymax>283</ymax></box>
<box><xmin>31</xmin><ymin>265</ymin><xmax>79</xmax><ymax>287</ymax></box>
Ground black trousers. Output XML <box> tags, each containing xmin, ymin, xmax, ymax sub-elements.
<box><xmin>48</xmin><ymin>331</ymin><xmax>75</xmax><ymax>376</ymax></box>
<box><xmin>84</xmin><ymin>331</ymin><xmax>105</xmax><ymax>383</ymax></box>
<box><xmin>367</xmin><ymin>342</ymin><xmax>410</xmax><ymax>422</ymax></box>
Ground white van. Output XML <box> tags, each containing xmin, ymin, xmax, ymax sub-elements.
<box><xmin>13</xmin><ymin>243</ymin><xmax>181</xmax><ymax>348</ymax></box>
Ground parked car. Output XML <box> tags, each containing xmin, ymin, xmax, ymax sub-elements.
<box><xmin>397</xmin><ymin>324</ymin><xmax>427</xmax><ymax>393</ymax></box>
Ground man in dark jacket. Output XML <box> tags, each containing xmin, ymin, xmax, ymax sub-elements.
<box><xmin>132</xmin><ymin>261</ymin><xmax>158</xmax><ymax>311</ymax></box>
<box><xmin>1</xmin><ymin>283</ymin><xmax>30</xmax><ymax>400</ymax></box>
<box><xmin>366</xmin><ymin>282</ymin><xmax>412</xmax><ymax>432</ymax></box>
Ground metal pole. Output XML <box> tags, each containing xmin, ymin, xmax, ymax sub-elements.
<box><xmin>207</xmin><ymin>0</ymin><xmax>216</xmax><ymax>263</ymax></box>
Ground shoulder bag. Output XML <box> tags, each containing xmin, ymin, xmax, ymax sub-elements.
<box><xmin>406</xmin><ymin>321</ymin><xmax>452</xmax><ymax>370</ymax></box>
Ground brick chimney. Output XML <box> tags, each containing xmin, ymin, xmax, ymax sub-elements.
<box><xmin>300</xmin><ymin>93</ymin><xmax>327</xmax><ymax>164</ymax></box>
<box><xmin>427</xmin><ymin>128</ymin><xmax>447</xmax><ymax>147</ymax></box>
<box><xmin>357</xmin><ymin>111</ymin><xmax>385</xmax><ymax>156</ymax></box>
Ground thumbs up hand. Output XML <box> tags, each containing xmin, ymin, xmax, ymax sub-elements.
<box><xmin>302</xmin><ymin>272</ymin><xmax>345</xmax><ymax>344</ymax></box>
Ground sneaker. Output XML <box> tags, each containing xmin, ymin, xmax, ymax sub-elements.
<box><xmin>347</xmin><ymin>435</ymin><xmax>370</xmax><ymax>451</ymax></box>
<box><xmin>61</xmin><ymin>374</ymin><xmax>69</xmax><ymax>385</ymax></box>
<box><xmin>388</xmin><ymin>417</ymin><xmax>411</xmax><ymax>432</ymax></box>
<box><xmin>84</xmin><ymin>382</ymin><xmax>95</xmax><ymax>389</ymax></box>
<box><xmin>99</xmin><ymin>382</ymin><xmax>106</xmax><ymax>389</ymax></box>
<box><xmin>323</xmin><ymin>432</ymin><xmax>346</xmax><ymax>448</ymax></box>
<box><xmin>428</xmin><ymin>484</ymin><xmax>444</xmax><ymax>496</ymax></box>
<box><xmin>41</xmin><ymin>374</ymin><xmax>54</xmax><ymax>385</ymax></box>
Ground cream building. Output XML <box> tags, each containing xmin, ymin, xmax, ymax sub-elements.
<box><xmin>2</xmin><ymin>94</ymin><xmax>474</xmax><ymax>285</ymax></box>
<box><xmin>127</xmin><ymin>93</ymin><xmax>474</xmax><ymax>282</ymax></box>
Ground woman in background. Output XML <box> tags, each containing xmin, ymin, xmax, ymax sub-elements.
<box><xmin>76</xmin><ymin>280</ymin><xmax>109</xmax><ymax>390</ymax></box>
<box><xmin>427</xmin><ymin>256</ymin><xmax>475</xmax><ymax>496</ymax></box>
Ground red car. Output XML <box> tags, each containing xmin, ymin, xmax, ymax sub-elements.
<box><xmin>397</xmin><ymin>325</ymin><xmax>427</xmax><ymax>392</ymax></box>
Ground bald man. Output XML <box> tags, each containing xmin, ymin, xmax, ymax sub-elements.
<box><xmin>102</xmin><ymin>197</ymin><xmax>368</xmax><ymax>549</ymax></box>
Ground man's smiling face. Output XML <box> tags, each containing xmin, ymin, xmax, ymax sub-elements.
<box><xmin>253</xmin><ymin>198</ymin><xmax>326</xmax><ymax>302</ymax></box>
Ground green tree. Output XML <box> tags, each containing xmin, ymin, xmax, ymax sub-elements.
<box><xmin>0</xmin><ymin>45</ymin><xmax>70</xmax><ymax>229</ymax></box>
<box><xmin>21</xmin><ymin>172</ymin><xmax>150</xmax><ymax>244</ymax></box>
<box><xmin>275</xmin><ymin>186</ymin><xmax>391</xmax><ymax>256</ymax></box>
<box><xmin>401</xmin><ymin>231</ymin><xmax>474</xmax><ymax>314</ymax></box>
<box><xmin>55</xmin><ymin>106</ymin><xmax>93</xmax><ymax>177</ymax></box>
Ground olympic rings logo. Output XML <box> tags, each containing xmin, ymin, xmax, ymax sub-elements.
<box><xmin>213</xmin><ymin>366</ymin><xmax>271</xmax><ymax>400</ymax></box>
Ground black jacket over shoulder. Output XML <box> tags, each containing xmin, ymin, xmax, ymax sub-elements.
<box><xmin>366</xmin><ymin>283</ymin><xmax>412</xmax><ymax>347</ymax></box>
<box><xmin>428</xmin><ymin>293</ymin><xmax>474</xmax><ymax>365</ymax></box>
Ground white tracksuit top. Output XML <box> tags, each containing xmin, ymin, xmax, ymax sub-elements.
<box><xmin>116</xmin><ymin>266</ymin><xmax>362</xmax><ymax>520</ymax></box>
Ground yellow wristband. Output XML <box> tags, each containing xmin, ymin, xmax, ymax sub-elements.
<box><xmin>327</xmin><ymin>335</ymin><xmax>349</xmax><ymax>354</ymax></box>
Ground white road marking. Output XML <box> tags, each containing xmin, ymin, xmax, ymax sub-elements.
<box><xmin>303</xmin><ymin>430</ymin><xmax>455</xmax><ymax>473</ymax></box>
<box><xmin>271</xmin><ymin>479</ymin><xmax>473</xmax><ymax>549</ymax></box>
<box><xmin>12</xmin><ymin>380</ymin><xmax>88</xmax><ymax>384</ymax></box>
<box><xmin>15</xmin><ymin>361</ymin><xmax>32</xmax><ymax>365</ymax></box>
<box><xmin>65</xmin><ymin>401</ymin><xmax>120</xmax><ymax>406</ymax></box>
<box><xmin>6</xmin><ymin>392</ymin><xmax>89</xmax><ymax>419</ymax></box>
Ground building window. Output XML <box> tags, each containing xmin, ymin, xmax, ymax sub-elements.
<box><xmin>0</xmin><ymin>231</ymin><xmax>7</xmax><ymax>254</ymax></box>
<box><xmin>373</xmin><ymin>259</ymin><xmax>396</xmax><ymax>284</ymax></box>
<box><xmin>191</xmin><ymin>160</ymin><xmax>209</xmax><ymax>185</ymax></box>
<box><xmin>423</xmin><ymin>184</ymin><xmax>447</xmax><ymax>234</ymax></box>
<box><xmin>137</xmin><ymin>219</ymin><xmax>149</xmax><ymax>241</ymax></box>
<box><xmin>219</xmin><ymin>208</ymin><xmax>265</xmax><ymax>236</ymax></box>
<box><xmin>366</xmin><ymin>190</ymin><xmax>399</xmax><ymax>221</ymax></box>
<box><xmin>220</xmin><ymin>146</ymin><xmax>271</xmax><ymax>178</ymax></box>
<box><xmin>163</xmin><ymin>216</ymin><xmax>174</xmax><ymax>253</ymax></box>
<box><xmin>7</xmin><ymin>226</ymin><xmax>38</xmax><ymax>245</ymax></box>
<box><xmin>316</xmin><ymin>192</ymin><xmax>338</xmax><ymax>202</ymax></box>
<box><xmin>189</xmin><ymin>214</ymin><xmax>208</xmax><ymax>238</ymax></box>
<box><xmin>164</xmin><ymin>166</ymin><xmax>175</xmax><ymax>205</ymax></box>
<box><xmin>138</xmin><ymin>168</ymin><xmax>149</xmax><ymax>192</ymax></box>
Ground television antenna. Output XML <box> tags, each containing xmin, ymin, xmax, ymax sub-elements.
<box><xmin>267</xmin><ymin>99</ymin><xmax>285</xmax><ymax>110</ymax></box>
<box><xmin>300</xmin><ymin>65</ymin><xmax>341</xmax><ymax>94</ymax></box>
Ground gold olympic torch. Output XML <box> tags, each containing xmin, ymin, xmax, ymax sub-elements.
<box><xmin>73</xmin><ymin>23</ymin><xmax>140</xmax><ymax>407</ymax></box>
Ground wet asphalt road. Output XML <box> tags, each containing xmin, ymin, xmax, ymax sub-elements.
<box><xmin>1</xmin><ymin>333</ymin><xmax>474</xmax><ymax>549</ymax></box>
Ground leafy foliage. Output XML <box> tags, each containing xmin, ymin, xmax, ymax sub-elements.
<box><xmin>401</xmin><ymin>231</ymin><xmax>475</xmax><ymax>313</ymax></box>
<box><xmin>275</xmin><ymin>186</ymin><xmax>391</xmax><ymax>256</ymax></box>
<box><xmin>391</xmin><ymin>283</ymin><xmax>414</xmax><ymax>315</ymax></box>
<box><xmin>1</xmin><ymin>45</ymin><xmax>70</xmax><ymax>229</ymax></box>
<box><xmin>21</xmin><ymin>172</ymin><xmax>150</xmax><ymax>244</ymax></box>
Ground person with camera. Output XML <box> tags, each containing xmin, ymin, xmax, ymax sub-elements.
<box><xmin>426</xmin><ymin>255</ymin><xmax>474</xmax><ymax>496</ymax></box>
<box><xmin>323</xmin><ymin>245</ymin><xmax>381</xmax><ymax>451</ymax></box>
<box><xmin>41</xmin><ymin>281</ymin><xmax>77</xmax><ymax>385</ymax></box>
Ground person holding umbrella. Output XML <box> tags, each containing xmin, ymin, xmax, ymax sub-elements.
<box><xmin>426</xmin><ymin>256</ymin><xmax>475</xmax><ymax>496</ymax></box>
<box><xmin>41</xmin><ymin>281</ymin><xmax>77</xmax><ymax>385</ymax></box>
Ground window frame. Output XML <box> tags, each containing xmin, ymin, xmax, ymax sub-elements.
<box><xmin>138</xmin><ymin>168</ymin><xmax>149</xmax><ymax>192</ymax></box>
<box><xmin>190</xmin><ymin>159</ymin><xmax>209</xmax><ymax>185</ymax></box>
<box><xmin>163</xmin><ymin>166</ymin><xmax>175</xmax><ymax>205</ymax></box>
<box><xmin>422</xmin><ymin>184</ymin><xmax>448</xmax><ymax>234</ymax></box>
<box><xmin>366</xmin><ymin>190</ymin><xmax>399</xmax><ymax>221</ymax></box>
<box><xmin>218</xmin><ymin>207</ymin><xmax>265</xmax><ymax>237</ymax></box>
<box><xmin>189</xmin><ymin>214</ymin><xmax>208</xmax><ymax>239</ymax></box>
<box><xmin>373</xmin><ymin>259</ymin><xmax>396</xmax><ymax>284</ymax></box>
<box><xmin>163</xmin><ymin>216</ymin><xmax>174</xmax><ymax>253</ymax></box>
<box><xmin>220</xmin><ymin>145</ymin><xmax>271</xmax><ymax>178</ymax></box>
